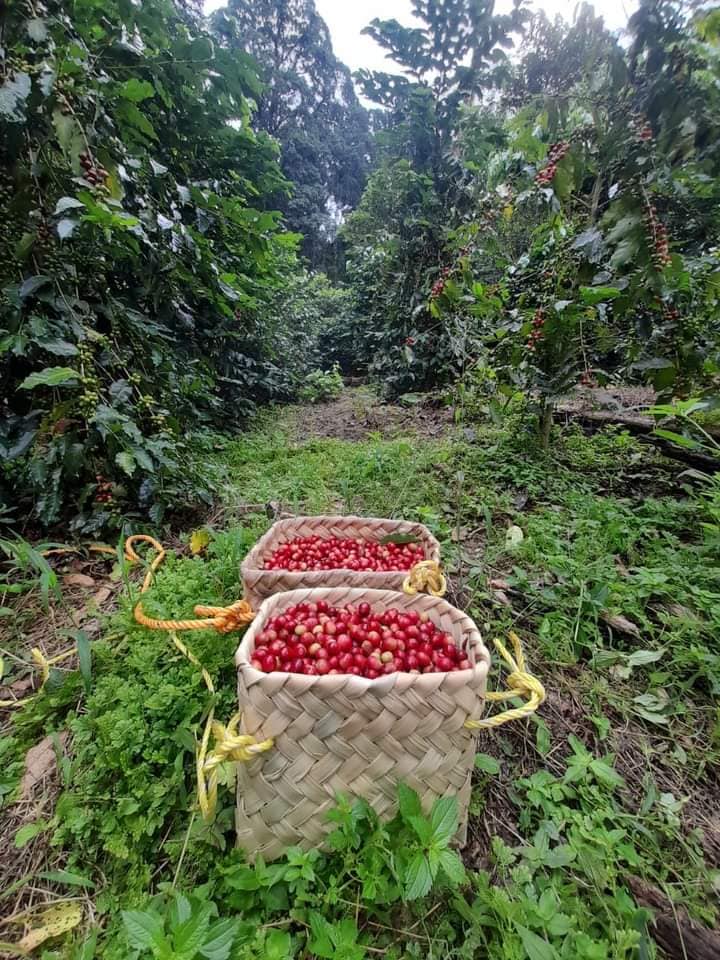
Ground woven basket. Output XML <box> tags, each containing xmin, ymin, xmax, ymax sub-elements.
<box><xmin>240</xmin><ymin>515</ymin><xmax>441</xmax><ymax>608</ymax></box>
<box><xmin>234</xmin><ymin>586</ymin><xmax>490</xmax><ymax>861</ymax></box>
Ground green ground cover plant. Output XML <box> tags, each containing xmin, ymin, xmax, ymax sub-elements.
<box><xmin>1</xmin><ymin>399</ymin><xmax>718</xmax><ymax>957</ymax></box>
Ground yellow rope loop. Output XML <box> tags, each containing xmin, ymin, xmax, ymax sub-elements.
<box><xmin>167</xmin><ymin>624</ymin><xmax>273</xmax><ymax>821</ymax></box>
<box><xmin>123</xmin><ymin>535</ymin><xmax>269</xmax><ymax>819</ymax></box>
<box><xmin>465</xmin><ymin>631</ymin><xmax>546</xmax><ymax>730</ymax></box>
<box><xmin>196</xmin><ymin>709</ymin><xmax>274</xmax><ymax>821</ymax></box>
<box><xmin>125</xmin><ymin>534</ymin><xmax>255</xmax><ymax>634</ymax></box>
<box><xmin>403</xmin><ymin>559</ymin><xmax>447</xmax><ymax>597</ymax></box>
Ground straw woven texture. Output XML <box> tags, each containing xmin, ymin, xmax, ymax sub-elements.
<box><xmin>234</xmin><ymin>586</ymin><xmax>490</xmax><ymax>861</ymax></box>
<box><xmin>240</xmin><ymin>515</ymin><xmax>441</xmax><ymax>607</ymax></box>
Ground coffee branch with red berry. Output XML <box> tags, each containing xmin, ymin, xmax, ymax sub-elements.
<box><xmin>535</xmin><ymin>141</ymin><xmax>570</xmax><ymax>187</ymax></box>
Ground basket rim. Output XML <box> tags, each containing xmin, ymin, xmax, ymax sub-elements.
<box><xmin>240</xmin><ymin>515</ymin><xmax>441</xmax><ymax>576</ymax></box>
<box><xmin>235</xmin><ymin>586</ymin><xmax>490</xmax><ymax>689</ymax></box>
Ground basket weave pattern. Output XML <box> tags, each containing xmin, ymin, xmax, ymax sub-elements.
<box><xmin>234</xmin><ymin>587</ymin><xmax>490</xmax><ymax>861</ymax></box>
<box><xmin>240</xmin><ymin>515</ymin><xmax>441</xmax><ymax>608</ymax></box>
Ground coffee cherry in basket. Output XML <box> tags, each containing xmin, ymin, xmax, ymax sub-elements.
<box><xmin>250</xmin><ymin>601</ymin><xmax>473</xmax><ymax>679</ymax></box>
<box><xmin>264</xmin><ymin>536</ymin><xmax>425</xmax><ymax>573</ymax></box>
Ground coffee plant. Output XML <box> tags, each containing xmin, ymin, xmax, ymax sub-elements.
<box><xmin>345</xmin><ymin>0</ymin><xmax>720</xmax><ymax>432</ymax></box>
<box><xmin>0</xmin><ymin>0</ymin><xmax>337</xmax><ymax>531</ymax></box>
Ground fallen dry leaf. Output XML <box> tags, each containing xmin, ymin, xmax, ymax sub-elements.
<box><xmin>492</xmin><ymin>590</ymin><xmax>512</xmax><ymax>608</ymax></box>
<box><xmin>664</xmin><ymin>603</ymin><xmax>698</xmax><ymax>621</ymax></box>
<box><xmin>19</xmin><ymin>733</ymin><xmax>68</xmax><ymax>801</ymax></box>
<box><xmin>92</xmin><ymin>586</ymin><xmax>112</xmax><ymax>605</ymax></box>
<box><xmin>600</xmin><ymin>611</ymin><xmax>641</xmax><ymax>638</ymax></box>
<box><xmin>488</xmin><ymin>578</ymin><xmax>510</xmax><ymax>591</ymax></box>
<box><xmin>63</xmin><ymin>573</ymin><xmax>95</xmax><ymax>588</ymax></box>
<box><xmin>16</xmin><ymin>902</ymin><xmax>82</xmax><ymax>954</ymax></box>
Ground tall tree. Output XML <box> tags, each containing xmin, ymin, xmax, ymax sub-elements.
<box><xmin>343</xmin><ymin>0</ymin><xmax>530</xmax><ymax>395</ymax></box>
<box><xmin>212</xmin><ymin>0</ymin><xmax>372</xmax><ymax>272</ymax></box>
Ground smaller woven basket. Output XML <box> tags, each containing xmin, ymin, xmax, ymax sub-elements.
<box><xmin>234</xmin><ymin>586</ymin><xmax>490</xmax><ymax>861</ymax></box>
<box><xmin>240</xmin><ymin>515</ymin><xmax>441</xmax><ymax>608</ymax></box>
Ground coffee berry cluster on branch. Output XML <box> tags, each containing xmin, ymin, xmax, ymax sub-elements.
<box><xmin>535</xmin><ymin>141</ymin><xmax>570</xmax><ymax>186</ymax></box>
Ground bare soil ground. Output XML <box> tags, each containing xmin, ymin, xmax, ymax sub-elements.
<box><xmin>289</xmin><ymin>387</ymin><xmax>455</xmax><ymax>442</ymax></box>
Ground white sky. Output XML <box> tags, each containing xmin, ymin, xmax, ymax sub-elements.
<box><xmin>204</xmin><ymin>1</ymin><xmax>638</xmax><ymax>75</ymax></box>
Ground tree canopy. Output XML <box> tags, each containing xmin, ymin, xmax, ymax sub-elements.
<box><xmin>213</xmin><ymin>0</ymin><xmax>372</xmax><ymax>272</ymax></box>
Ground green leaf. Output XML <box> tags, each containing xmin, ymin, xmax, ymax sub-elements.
<box><xmin>0</xmin><ymin>72</ymin><xmax>31</xmax><ymax>121</ymax></box>
<box><xmin>307</xmin><ymin>913</ymin><xmax>334</xmax><ymax>958</ymax></box>
<box><xmin>408</xmin><ymin>815</ymin><xmax>434</xmax><ymax>845</ymax></box>
<box><xmin>19</xmin><ymin>275</ymin><xmax>51</xmax><ymax>300</ymax></box>
<box><xmin>38</xmin><ymin>869</ymin><xmax>94</xmax><ymax>889</ymax></box>
<box><xmin>579</xmin><ymin>285</ymin><xmax>621</xmax><ymax>305</ymax></box>
<box><xmin>404</xmin><ymin>852</ymin><xmax>433</xmax><ymax>900</ymax></box>
<box><xmin>57</xmin><ymin>218</ymin><xmax>78</xmax><ymax>240</ymax></box>
<box><xmin>397</xmin><ymin>782</ymin><xmax>422</xmax><ymax>821</ymax></box>
<box><xmin>115</xmin><ymin>451</ymin><xmax>137</xmax><ymax>477</ymax></box>
<box><xmin>430</xmin><ymin>795</ymin><xmax>458</xmax><ymax>843</ymax></box>
<box><xmin>40</xmin><ymin>339</ymin><xmax>78</xmax><ymax>357</ymax></box>
<box><xmin>627</xmin><ymin>649</ymin><xmax>664</xmax><ymax>667</ymax></box>
<box><xmin>438</xmin><ymin>848</ymin><xmax>466</xmax><ymax>885</ymax></box>
<box><xmin>120</xmin><ymin>78</ymin><xmax>155</xmax><ymax>102</ymax></box>
<box><xmin>14</xmin><ymin>821</ymin><xmax>48</xmax><ymax>848</ymax></box>
<box><xmin>27</xmin><ymin>17</ymin><xmax>48</xmax><ymax>42</ymax></box>
<box><xmin>589</xmin><ymin>757</ymin><xmax>625</xmax><ymax>789</ymax></box>
<box><xmin>132</xmin><ymin>446</ymin><xmax>155</xmax><ymax>472</ymax></box>
<box><xmin>76</xmin><ymin>631</ymin><xmax>92</xmax><ymax>694</ymax></box>
<box><xmin>516</xmin><ymin>925</ymin><xmax>560</xmax><ymax>960</ymax></box>
<box><xmin>653</xmin><ymin>428</ymin><xmax>700</xmax><ymax>449</ymax></box>
<box><xmin>264</xmin><ymin>928</ymin><xmax>291</xmax><ymax>960</ymax></box>
<box><xmin>118</xmin><ymin>101</ymin><xmax>158</xmax><ymax>141</ymax></box>
<box><xmin>169</xmin><ymin>894</ymin><xmax>192</xmax><ymax>929</ymax></box>
<box><xmin>173</xmin><ymin>904</ymin><xmax>212</xmax><ymax>959</ymax></box>
<box><xmin>379</xmin><ymin>533</ymin><xmax>420</xmax><ymax>545</ymax></box>
<box><xmin>20</xmin><ymin>367</ymin><xmax>77</xmax><ymax>389</ymax></box>
<box><xmin>474</xmin><ymin>753</ymin><xmax>500</xmax><ymax>775</ymax></box>
<box><xmin>52</xmin><ymin>109</ymin><xmax>83</xmax><ymax>155</ymax></box>
<box><xmin>54</xmin><ymin>197</ymin><xmax>85</xmax><ymax>215</ymax></box>
<box><xmin>534</xmin><ymin>717</ymin><xmax>552</xmax><ymax>756</ymax></box>
<box><xmin>122</xmin><ymin>910</ymin><xmax>164</xmax><ymax>951</ymax></box>
<box><xmin>198</xmin><ymin>920</ymin><xmax>238</xmax><ymax>960</ymax></box>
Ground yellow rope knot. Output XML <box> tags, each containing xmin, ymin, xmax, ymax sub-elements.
<box><xmin>403</xmin><ymin>559</ymin><xmax>447</xmax><ymax>597</ymax></box>
<box><xmin>465</xmin><ymin>631</ymin><xmax>546</xmax><ymax>730</ymax></box>
<box><xmin>197</xmin><ymin>711</ymin><xmax>274</xmax><ymax>821</ymax></box>
<box><xmin>192</xmin><ymin>601</ymin><xmax>255</xmax><ymax>634</ymax></box>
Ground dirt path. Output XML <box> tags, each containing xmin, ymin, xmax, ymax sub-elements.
<box><xmin>288</xmin><ymin>386</ymin><xmax>455</xmax><ymax>442</ymax></box>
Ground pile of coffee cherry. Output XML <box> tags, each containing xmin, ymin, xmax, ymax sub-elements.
<box><xmin>250</xmin><ymin>600</ymin><xmax>472</xmax><ymax>678</ymax></box>
<box><xmin>264</xmin><ymin>536</ymin><xmax>425</xmax><ymax>572</ymax></box>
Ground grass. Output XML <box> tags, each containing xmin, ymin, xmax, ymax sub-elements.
<box><xmin>1</xmin><ymin>393</ymin><xmax>719</xmax><ymax>958</ymax></box>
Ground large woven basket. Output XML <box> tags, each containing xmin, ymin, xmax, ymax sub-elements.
<box><xmin>234</xmin><ymin>586</ymin><xmax>490</xmax><ymax>861</ymax></box>
<box><xmin>240</xmin><ymin>515</ymin><xmax>441</xmax><ymax>608</ymax></box>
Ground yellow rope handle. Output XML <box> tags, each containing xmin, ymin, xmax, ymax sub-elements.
<box><xmin>124</xmin><ymin>536</ymin><xmax>272</xmax><ymax>820</ymax></box>
<box><xmin>167</xmin><ymin>633</ymin><xmax>273</xmax><ymax>820</ymax></box>
<box><xmin>125</xmin><ymin>534</ymin><xmax>255</xmax><ymax>633</ymax></box>
<box><xmin>403</xmin><ymin>559</ymin><xmax>447</xmax><ymax>597</ymax></box>
<box><xmin>465</xmin><ymin>631</ymin><xmax>546</xmax><ymax>730</ymax></box>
